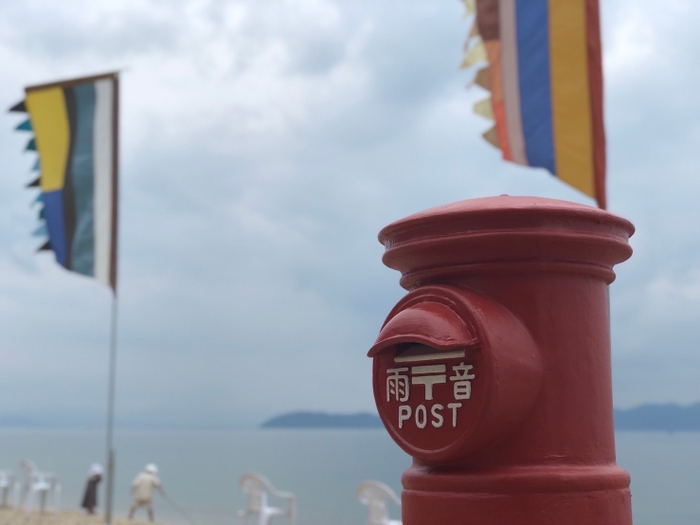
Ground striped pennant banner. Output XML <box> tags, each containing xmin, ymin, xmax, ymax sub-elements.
<box><xmin>10</xmin><ymin>72</ymin><xmax>119</xmax><ymax>290</ymax></box>
<box><xmin>462</xmin><ymin>0</ymin><xmax>606</xmax><ymax>209</ymax></box>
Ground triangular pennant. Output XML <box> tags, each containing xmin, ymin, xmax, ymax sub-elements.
<box><xmin>37</xmin><ymin>240</ymin><xmax>52</xmax><ymax>252</ymax></box>
<box><xmin>468</xmin><ymin>22</ymin><xmax>479</xmax><ymax>38</ymax></box>
<box><xmin>469</xmin><ymin>20</ymin><xmax>480</xmax><ymax>39</ymax></box>
<box><xmin>463</xmin><ymin>22</ymin><xmax>480</xmax><ymax>53</ymax></box>
<box><xmin>474</xmin><ymin>98</ymin><xmax>494</xmax><ymax>120</ymax></box>
<box><xmin>482</xmin><ymin>126</ymin><xmax>501</xmax><ymax>149</ymax></box>
<box><xmin>38</xmin><ymin>207</ymin><xmax>45</xmax><ymax>220</ymax></box>
<box><xmin>32</xmin><ymin>193</ymin><xmax>44</xmax><ymax>205</ymax></box>
<box><xmin>461</xmin><ymin>0</ymin><xmax>476</xmax><ymax>16</ymax></box>
<box><xmin>32</xmin><ymin>223</ymin><xmax>48</xmax><ymax>237</ymax></box>
<box><xmin>9</xmin><ymin>100</ymin><xmax>26</xmax><ymax>113</ymax></box>
<box><xmin>472</xmin><ymin>67</ymin><xmax>491</xmax><ymax>91</ymax></box>
<box><xmin>26</xmin><ymin>177</ymin><xmax>40</xmax><ymax>188</ymax></box>
<box><xmin>16</xmin><ymin>119</ymin><xmax>32</xmax><ymax>131</ymax></box>
<box><xmin>460</xmin><ymin>40</ymin><xmax>487</xmax><ymax>69</ymax></box>
<box><xmin>26</xmin><ymin>137</ymin><xmax>36</xmax><ymax>151</ymax></box>
<box><xmin>32</xmin><ymin>158</ymin><xmax>40</xmax><ymax>171</ymax></box>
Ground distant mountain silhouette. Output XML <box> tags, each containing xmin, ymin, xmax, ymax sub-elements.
<box><xmin>614</xmin><ymin>403</ymin><xmax>700</xmax><ymax>431</ymax></box>
<box><xmin>2</xmin><ymin>405</ymin><xmax>698</xmax><ymax>431</ymax></box>
<box><xmin>261</xmin><ymin>411</ymin><xmax>383</xmax><ymax>429</ymax></box>
<box><xmin>261</xmin><ymin>404</ymin><xmax>700</xmax><ymax>431</ymax></box>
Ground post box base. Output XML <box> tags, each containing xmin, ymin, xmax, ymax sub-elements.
<box><xmin>402</xmin><ymin>465</ymin><xmax>632</xmax><ymax>525</ymax></box>
<box><xmin>403</xmin><ymin>488</ymin><xmax>632</xmax><ymax>525</ymax></box>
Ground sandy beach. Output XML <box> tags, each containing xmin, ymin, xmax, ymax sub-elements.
<box><xmin>0</xmin><ymin>508</ymin><xmax>156</xmax><ymax>525</ymax></box>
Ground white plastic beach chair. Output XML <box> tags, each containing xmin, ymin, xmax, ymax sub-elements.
<box><xmin>357</xmin><ymin>480</ymin><xmax>401</xmax><ymax>525</ymax></box>
<box><xmin>0</xmin><ymin>470</ymin><xmax>19</xmax><ymax>507</ymax></box>
<box><xmin>18</xmin><ymin>460</ymin><xmax>61</xmax><ymax>514</ymax></box>
<box><xmin>237</xmin><ymin>473</ymin><xmax>296</xmax><ymax>525</ymax></box>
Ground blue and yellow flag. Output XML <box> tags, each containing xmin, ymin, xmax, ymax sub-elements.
<box><xmin>462</xmin><ymin>0</ymin><xmax>606</xmax><ymax>209</ymax></box>
<box><xmin>10</xmin><ymin>72</ymin><xmax>119</xmax><ymax>290</ymax></box>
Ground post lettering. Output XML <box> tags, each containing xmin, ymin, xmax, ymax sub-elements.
<box><xmin>411</xmin><ymin>365</ymin><xmax>447</xmax><ymax>400</ymax></box>
<box><xmin>398</xmin><ymin>405</ymin><xmax>412</xmax><ymax>429</ymax></box>
<box><xmin>390</xmin><ymin>363</ymin><xmax>474</xmax><ymax>432</ymax></box>
<box><xmin>387</xmin><ymin>368</ymin><xmax>410</xmax><ymax>402</ymax></box>
<box><xmin>447</xmin><ymin>402</ymin><xmax>463</xmax><ymax>427</ymax></box>
<box><xmin>431</xmin><ymin>404</ymin><xmax>444</xmax><ymax>428</ymax></box>
<box><xmin>450</xmin><ymin>363</ymin><xmax>475</xmax><ymax>400</ymax></box>
<box><xmin>415</xmin><ymin>405</ymin><xmax>427</xmax><ymax>428</ymax></box>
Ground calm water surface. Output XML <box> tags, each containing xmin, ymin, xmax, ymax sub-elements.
<box><xmin>0</xmin><ymin>429</ymin><xmax>697</xmax><ymax>525</ymax></box>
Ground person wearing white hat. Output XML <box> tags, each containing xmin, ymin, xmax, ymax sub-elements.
<box><xmin>81</xmin><ymin>463</ymin><xmax>103</xmax><ymax>514</ymax></box>
<box><xmin>128</xmin><ymin>463</ymin><xmax>165</xmax><ymax>522</ymax></box>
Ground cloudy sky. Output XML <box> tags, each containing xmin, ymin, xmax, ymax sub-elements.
<box><xmin>0</xmin><ymin>0</ymin><xmax>698</xmax><ymax>428</ymax></box>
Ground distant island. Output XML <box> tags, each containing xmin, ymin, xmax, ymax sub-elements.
<box><xmin>1</xmin><ymin>404</ymin><xmax>698</xmax><ymax>431</ymax></box>
<box><xmin>261</xmin><ymin>411</ymin><xmax>383</xmax><ymax>429</ymax></box>
<box><xmin>261</xmin><ymin>404</ymin><xmax>700</xmax><ymax>431</ymax></box>
<box><xmin>614</xmin><ymin>403</ymin><xmax>700</xmax><ymax>431</ymax></box>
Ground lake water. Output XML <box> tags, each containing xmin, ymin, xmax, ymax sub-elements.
<box><xmin>0</xmin><ymin>429</ymin><xmax>698</xmax><ymax>525</ymax></box>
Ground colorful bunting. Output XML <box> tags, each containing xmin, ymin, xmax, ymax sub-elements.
<box><xmin>33</xmin><ymin>223</ymin><xmax>48</xmax><ymax>237</ymax></box>
<box><xmin>37</xmin><ymin>240</ymin><xmax>52</xmax><ymax>252</ymax></box>
<box><xmin>10</xmin><ymin>72</ymin><xmax>119</xmax><ymax>290</ymax></box>
<box><xmin>16</xmin><ymin>119</ymin><xmax>32</xmax><ymax>131</ymax></box>
<box><xmin>9</xmin><ymin>100</ymin><xmax>26</xmax><ymax>113</ymax></box>
<box><xmin>462</xmin><ymin>0</ymin><xmax>606</xmax><ymax>209</ymax></box>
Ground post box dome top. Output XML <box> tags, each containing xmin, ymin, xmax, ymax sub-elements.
<box><xmin>378</xmin><ymin>195</ymin><xmax>635</xmax><ymax>288</ymax></box>
<box><xmin>379</xmin><ymin>195</ymin><xmax>635</xmax><ymax>239</ymax></box>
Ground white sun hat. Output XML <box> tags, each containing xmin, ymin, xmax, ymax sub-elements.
<box><xmin>145</xmin><ymin>463</ymin><xmax>158</xmax><ymax>474</ymax></box>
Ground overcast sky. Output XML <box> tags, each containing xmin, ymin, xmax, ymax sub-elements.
<box><xmin>0</xmin><ymin>0</ymin><xmax>698</xmax><ymax>428</ymax></box>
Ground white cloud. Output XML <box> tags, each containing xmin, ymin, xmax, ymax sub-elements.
<box><xmin>0</xmin><ymin>0</ymin><xmax>699</xmax><ymax>426</ymax></box>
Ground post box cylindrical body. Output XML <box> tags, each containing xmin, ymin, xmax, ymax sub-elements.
<box><xmin>369</xmin><ymin>196</ymin><xmax>634</xmax><ymax>525</ymax></box>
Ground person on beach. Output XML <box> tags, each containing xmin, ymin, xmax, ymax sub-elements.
<box><xmin>128</xmin><ymin>463</ymin><xmax>165</xmax><ymax>522</ymax></box>
<box><xmin>81</xmin><ymin>463</ymin><xmax>103</xmax><ymax>514</ymax></box>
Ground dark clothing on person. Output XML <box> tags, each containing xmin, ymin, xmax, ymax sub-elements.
<box><xmin>81</xmin><ymin>474</ymin><xmax>102</xmax><ymax>512</ymax></box>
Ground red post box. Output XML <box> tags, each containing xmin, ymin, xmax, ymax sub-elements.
<box><xmin>368</xmin><ymin>196</ymin><xmax>634</xmax><ymax>525</ymax></box>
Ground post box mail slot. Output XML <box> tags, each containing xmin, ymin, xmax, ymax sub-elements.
<box><xmin>369</xmin><ymin>284</ymin><xmax>541</xmax><ymax>463</ymax></box>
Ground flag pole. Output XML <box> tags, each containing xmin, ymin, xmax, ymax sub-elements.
<box><xmin>105</xmin><ymin>294</ymin><xmax>118</xmax><ymax>524</ymax></box>
<box><xmin>105</xmin><ymin>72</ymin><xmax>120</xmax><ymax>525</ymax></box>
